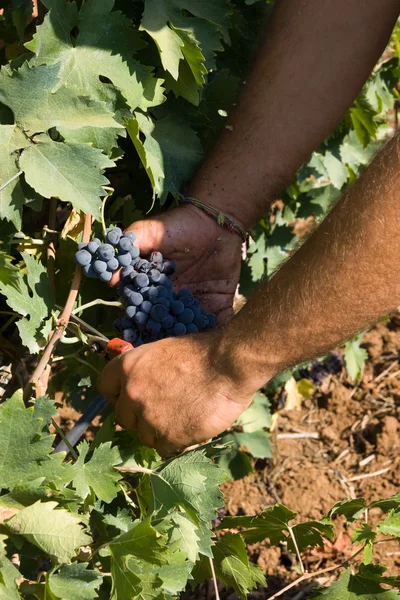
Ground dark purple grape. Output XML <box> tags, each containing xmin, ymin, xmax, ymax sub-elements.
<box><xmin>99</xmin><ymin>271</ymin><xmax>112</xmax><ymax>282</ymax></box>
<box><xmin>122</xmin><ymin>328</ymin><xmax>137</xmax><ymax>343</ymax></box>
<box><xmin>118</xmin><ymin>252</ymin><xmax>132</xmax><ymax>267</ymax></box>
<box><xmin>179</xmin><ymin>308</ymin><xmax>194</xmax><ymax>325</ymax></box>
<box><xmin>120</xmin><ymin>317</ymin><xmax>133</xmax><ymax>329</ymax></box>
<box><xmin>155</xmin><ymin>298</ymin><xmax>170</xmax><ymax>309</ymax></box>
<box><xmin>87</xmin><ymin>239</ymin><xmax>100</xmax><ymax>254</ymax></box>
<box><xmin>134</xmin><ymin>311</ymin><xmax>148</xmax><ymax>329</ymax></box>
<box><xmin>134</xmin><ymin>273</ymin><xmax>149</xmax><ymax>288</ymax></box>
<box><xmin>107</xmin><ymin>257</ymin><xmax>119</xmax><ymax>272</ymax></box>
<box><xmin>147</xmin><ymin>287</ymin><xmax>159</xmax><ymax>301</ymax></box>
<box><xmin>156</xmin><ymin>286</ymin><xmax>169</xmax><ymax>299</ymax></box>
<box><xmin>171</xmin><ymin>300</ymin><xmax>184</xmax><ymax>316</ymax></box>
<box><xmin>194</xmin><ymin>315</ymin><xmax>209</xmax><ymax>330</ymax></box>
<box><xmin>161</xmin><ymin>315</ymin><xmax>174</xmax><ymax>329</ymax></box>
<box><xmin>116</xmin><ymin>282</ymin><xmax>125</xmax><ymax>296</ymax></box>
<box><xmin>113</xmin><ymin>318</ymin><xmax>123</xmax><ymax>331</ymax></box>
<box><xmin>186</xmin><ymin>323</ymin><xmax>199</xmax><ymax>334</ymax></box>
<box><xmin>125</xmin><ymin>306</ymin><xmax>137</xmax><ymax>319</ymax></box>
<box><xmin>118</xmin><ymin>237</ymin><xmax>133</xmax><ymax>252</ymax></box>
<box><xmin>123</xmin><ymin>230</ymin><xmax>136</xmax><ymax>242</ymax></box>
<box><xmin>151</xmin><ymin>304</ymin><xmax>169</xmax><ymax>323</ymax></box>
<box><xmin>140</xmin><ymin>301</ymin><xmax>152</xmax><ymax>314</ymax></box>
<box><xmin>149</xmin><ymin>269</ymin><xmax>161</xmax><ymax>283</ymax></box>
<box><xmin>123</xmin><ymin>285</ymin><xmax>134</xmax><ymax>297</ymax></box>
<box><xmin>192</xmin><ymin>304</ymin><xmax>201</xmax><ymax>318</ymax></box>
<box><xmin>129</xmin><ymin>246</ymin><xmax>140</xmax><ymax>259</ymax></box>
<box><xmin>98</xmin><ymin>244</ymin><xmax>115</xmax><ymax>261</ymax></box>
<box><xmin>182</xmin><ymin>294</ymin><xmax>194</xmax><ymax>307</ymax></box>
<box><xmin>128</xmin><ymin>291</ymin><xmax>143</xmax><ymax>306</ymax></box>
<box><xmin>77</xmin><ymin>242</ymin><xmax>88</xmax><ymax>250</ymax></box>
<box><xmin>173</xmin><ymin>322</ymin><xmax>186</xmax><ymax>336</ymax></box>
<box><xmin>93</xmin><ymin>259</ymin><xmax>107</xmax><ymax>274</ymax></box>
<box><xmin>159</xmin><ymin>273</ymin><xmax>172</xmax><ymax>288</ymax></box>
<box><xmin>122</xmin><ymin>265</ymin><xmax>134</xmax><ymax>280</ymax></box>
<box><xmin>163</xmin><ymin>260</ymin><xmax>176</xmax><ymax>275</ymax></box>
<box><xmin>107</xmin><ymin>228</ymin><xmax>122</xmax><ymax>246</ymax></box>
<box><xmin>83</xmin><ymin>264</ymin><xmax>97</xmax><ymax>278</ymax></box>
<box><xmin>75</xmin><ymin>249</ymin><xmax>92</xmax><ymax>267</ymax></box>
<box><xmin>146</xmin><ymin>319</ymin><xmax>161</xmax><ymax>335</ymax></box>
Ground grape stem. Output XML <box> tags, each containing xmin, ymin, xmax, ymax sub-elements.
<box><xmin>24</xmin><ymin>213</ymin><xmax>93</xmax><ymax>400</ymax></box>
<box><xmin>72</xmin><ymin>299</ymin><xmax>123</xmax><ymax>315</ymax></box>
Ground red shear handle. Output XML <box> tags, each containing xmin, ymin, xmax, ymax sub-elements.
<box><xmin>106</xmin><ymin>338</ymin><xmax>134</xmax><ymax>360</ymax></box>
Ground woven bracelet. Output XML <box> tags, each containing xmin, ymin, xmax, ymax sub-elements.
<box><xmin>176</xmin><ymin>194</ymin><xmax>247</xmax><ymax>243</ymax></box>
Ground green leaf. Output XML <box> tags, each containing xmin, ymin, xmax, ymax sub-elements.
<box><xmin>150</xmin><ymin>446</ymin><xmax>225</xmax><ymax>526</ymax></box>
<box><xmin>213</xmin><ymin>533</ymin><xmax>266</xmax><ymax>600</ymax></box>
<box><xmin>127</xmin><ymin>113</ymin><xmax>203</xmax><ymax>202</ymax></box>
<box><xmin>28</xmin><ymin>0</ymin><xmax>164</xmax><ymax>112</ymax></box>
<box><xmin>351</xmin><ymin>524</ymin><xmax>376</xmax><ymax>565</ymax></box>
<box><xmin>344</xmin><ymin>335</ymin><xmax>368</xmax><ymax>381</ymax></box>
<box><xmin>0</xmin><ymin>251</ymin><xmax>52</xmax><ymax>352</ymax></box>
<box><xmin>32</xmin><ymin>395</ymin><xmax>58</xmax><ymax>429</ymax></box>
<box><xmin>235</xmin><ymin>392</ymin><xmax>272</xmax><ymax>433</ymax></box>
<box><xmin>220</xmin><ymin>504</ymin><xmax>296</xmax><ymax>544</ymax></box>
<box><xmin>377</xmin><ymin>509</ymin><xmax>400</xmax><ymax>537</ymax></box>
<box><xmin>0</xmin><ymin>62</ymin><xmax>121</xmax><ymax>135</ymax></box>
<box><xmin>311</xmin><ymin>566</ymin><xmax>400</xmax><ymax>599</ymax></box>
<box><xmin>289</xmin><ymin>520</ymin><xmax>335</xmax><ymax>553</ymax></box>
<box><xmin>73</xmin><ymin>441</ymin><xmax>122</xmax><ymax>504</ymax></box>
<box><xmin>0</xmin><ymin>124</ymin><xmax>30</xmax><ymax>230</ymax></box>
<box><xmin>57</xmin><ymin>124</ymin><xmax>126</xmax><ymax>158</ymax></box>
<box><xmin>326</xmin><ymin>498</ymin><xmax>366</xmax><ymax>522</ymax></box>
<box><xmin>20</xmin><ymin>135</ymin><xmax>114</xmax><ymax>220</ymax></box>
<box><xmin>5</xmin><ymin>500</ymin><xmax>92</xmax><ymax>564</ymax></box>
<box><xmin>323</xmin><ymin>151</ymin><xmax>348</xmax><ymax>189</ymax></box>
<box><xmin>46</xmin><ymin>563</ymin><xmax>102</xmax><ymax>600</ymax></box>
<box><xmin>369</xmin><ymin>493</ymin><xmax>400</xmax><ymax>513</ymax></box>
<box><xmin>169</xmin><ymin>511</ymin><xmax>214</xmax><ymax>562</ymax></box>
<box><xmin>0</xmin><ymin>535</ymin><xmax>22</xmax><ymax>600</ymax></box>
<box><xmin>233</xmin><ymin>431</ymin><xmax>272</xmax><ymax>459</ymax></box>
<box><xmin>350</xmin><ymin>96</ymin><xmax>377</xmax><ymax>147</ymax></box>
<box><xmin>0</xmin><ymin>391</ymin><xmax>73</xmax><ymax>490</ymax></box>
<box><xmin>217</xmin><ymin>433</ymin><xmax>254</xmax><ymax>481</ymax></box>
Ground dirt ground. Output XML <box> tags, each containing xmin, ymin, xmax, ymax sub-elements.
<box><xmin>53</xmin><ymin>316</ymin><xmax>400</xmax><ymax>600</ymax></box>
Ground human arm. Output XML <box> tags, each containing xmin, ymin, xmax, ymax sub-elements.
<box><xmin>125</xmin><ymin>0</ymin><xmax>400</xmax><ymax>320</ymax></box>
<box><xmin>98</xmin><ymin>133</ymin><xmax>400</xmax><ymax>455</ymax></box>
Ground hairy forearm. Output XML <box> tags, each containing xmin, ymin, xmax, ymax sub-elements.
<box><xmin>216</xmin><ymin>133</ymin><xmax>400</xmax><ymax>394</ymax></box>
<box><xmin>189</xmin><ymin>0</ymin><xmax>399</xmax><ymax>229</ymax></box>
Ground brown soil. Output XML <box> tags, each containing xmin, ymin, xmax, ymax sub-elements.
<box><xmin>186</xmin><ymin>317</ymin><xmax>400</xmax><ymax>600</ymax></box>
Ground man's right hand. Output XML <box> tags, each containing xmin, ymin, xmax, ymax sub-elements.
<box><xmin>117</xmin><ymin>204</ymin><xmax>243</xmax><ymax>323</ymax></box>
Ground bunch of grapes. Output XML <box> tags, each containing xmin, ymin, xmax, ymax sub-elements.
<box><xmin>300</xmin><ymin>351</ymin><xmax>343</xmax><ymax>386</ymax></box>
<box><xmin>75</xmin><ymin>227</ymin><xmax>217</xmax><ymax>345</ymax></box>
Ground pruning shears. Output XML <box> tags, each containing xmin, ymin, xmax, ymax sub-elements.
<box><xmin>53</xmin><ymin>314</ymin><xmax>134</xmax><ymax>454</ymax></box>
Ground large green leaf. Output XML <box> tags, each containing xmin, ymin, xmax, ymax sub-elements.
<box><xmin>27</xmin><ymin>0</ymin><xmax>164</xmax><ymax>112</ymax></box>
<box><xmin>5</xmin><ymin>500</ymin><xmax>92</xmax><ymax>564</ymax></box>
<box><xmin>311</xmin><ymin>566</ymin><xmax>400</xmax><ymax>599</ymax></box>
<box><xmin>0</xmin><ymin>125</ymin><xmax>29</xmax><ymax>230</ymax></box>
<box><xmin>20</xmin><ymin>135</ymin><xmax>114</xmax><ymax>219</ymax></box>
<box><xmin>46</xmin><ymin>563</ymin><xmax>102</xmax><ymax>600</ymax></box>
<box><xmin>377</xmin><ymin>509</ymin><xmax>400</xmax><ymax>537</ymax></box>
<box><xmin>220</xmin><ymin>504</ymin><xmax>296</xmax><ymax>544</ymax></box>
<box><xmin>73</xmin><ymin>441</ymin><xmax>122</xmax><ymax>504</ymax></box>
<box><xmin>0</xmin><ymin>252</ymin><xmax>52</xmax><ymax>353</ymax></box>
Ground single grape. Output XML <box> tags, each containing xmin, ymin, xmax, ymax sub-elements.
<box><xmin>179</xmin><ymin>308</ymin><xmax>194</xmax><ymax>325</ymax></box>
<box><xmin>192</xmin><ymin>304</ymin><xmax>201</xmax><ymax>318</ymax></box>
<box><xmin>139</xmin><ymin>286</ymin><xmax>150</xmax><ymax>297</ymax></box>
<box><xmin>77</xmin><ymin>242</ymin><xmax>88</xmax><ymax>250</ymax></box>
<box><xmin>107</xmin><ymin>257</ymin><xmax>119</xmax><ymax>272</ymax></box>
<box><xmin>122</xmin><ymin>328</ymin><xmax>137</xmax><ymax>344</ymax></box>
<box><xmin>98</xmin><ymin>244</ymin><xmax>115</xmax><ymax>261</ymax></box>
<box><xmin>186</xmin><ymin>323</ymin><xmax>199</xmax><ymax>334</ymax></box>
<box><xmin>182</xmin><ymin>294</ymin><xmax>194</xmax><ymax>307</ymax></box>
<box><xmin>123</xmin><ymin>285</ymin><xmax>134</xmax><ymax>297</ymax></box>
<box><xmin>99</xmin><ymin>271</ymin><xmax>112</xmax><ymax>282</ymax></box>
<box><xmin>87</xmin><ymin>239</ymin><xmax>100</xmax><ymax>254</ymax></box>
<box><xmin>121</xmin><ymin>317</ymin><xmax>133</xmax><ymax>329</ymax></box>
<box><xmin>125</xmin><ymin>305</ymin><xmax>137</xmax><ymax>319</ymax></box>
<box><xmin>134</xmin><ymin>273</ymin><xmax>149</xmax><ymax>288</ymax></box>
<box><xmin>106</xmin><ymin>228</ymin><xmax>122</xmax><ymax>246</ymax></box>
<box><xmin>128</xmin><ymin>291</ymin><xmax>143</xmax><ymax>306</ymax></box>
<box><xmin>152</xmin><ymin>261</ymin><xmax>164</xmax><ymax>272</ymax></box>
<box><xmin>163</xmin><ymin>260</ymin><xmax>176</xmax><ymax>275</ymax></box>
<box><xmin>123</xmin><ymin>230</ymin><xmax>136</xmax><ymax>242</ymax></box>
<box><xmin>171</xmin><ymin>300</ymin><xmax>184</xmax><ymax>316</ymax></box>
<box><xmin>161</xmin><ymin>315</ymin><xmax>174</xmax><ymax>329</ymax></box>
<box><xmin>83</xmin><ymin>264</ymin><xmax>97</xmax><ymax>278</ymax></box>
<box><xmin>146</xmin><ymin>319</ymin><xmax>161</xmax><ymax>335</ymax></box>
<box><xmin>134</xmin><ymin>311</ymin><xmax>148</xmax><ymax>329</ymax></box>
<box><xmin>159</xmin><ymin>273</ymin><xmax>172</xmax><ymax>288</ymax></box>
<box><xmin>93</xmin><ymin>260</ymin><xmax>107</xmax><ymax>274</ymax></box>
<box><xmin>140</xmin><ymin>300</ymin><xmax>152</xmax><ymax>314</ymax></box>
<box><xmin>118</xmin><ymin>253</ymin><xmax>132</xmax><ymax>267</ymax></box>
<box><xmin>173</xmin><ymin>322</ymin><xmax>186</xmax><ymax>336</ymax></box>
<box><xmin>194</xmin><ymin>315</ymin><xmax>209</xmax><ymax>330</ymax></box>
<box><xmin>147</xmin><ymin>287</ymin><xmax>159</xmax><ymax>301</ymax></box>
<box><xmin>75</xmin><ymin>249</ymin><xmax>92</xmax><ymax>267</ymax></box>
<box><xmin>151</xmin><ymin>304</ymin><xmax>169</xmax><ymax>323</ymax></box>
<box><xmin>150</xmin><ymin>251</ymin><xmax>163</xmax><ymax>263</ymax></box>
<box><xmin>156</xmin><ymin>297</ymin><xmax>170</xmax><ymax>309</ymax></box>
<box><xmin>156</xmin><ymin>285</ymin><xmax>169</xmax><ymax>299</ymax></box>
<box><xmin>118</xmin><ymin>236</ymin><xmax>133</xmax><ymax>252</ymax></box>
<box><xmin>149</xmin><ymin>269</ymin><xmax>161</xmax><ymax>283</ymax></box>
<box><xmin>121</xmin><ymin>265</ymin><xmax>134</xmax><ymax>280</ymax></box>
<box><xmin>129</xmin><ymin>245</ymin><xmax>140</xmax><ymax>259</ymax></box>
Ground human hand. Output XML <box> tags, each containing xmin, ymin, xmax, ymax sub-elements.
<box><xmin>97</xmin><ymin>332</ymin><xmax>254</xmax><ymax>456</ymax></box>
<box><xmin>114</xmin><ymin>204</ymin><xmax>243</xmax><ymax>323</ymax></box>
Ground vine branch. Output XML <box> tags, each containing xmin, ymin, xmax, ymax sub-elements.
<box><xmin>24</xmin><ymin>213</ymin><xmax>93</xmax><ymax>399</ymax></box>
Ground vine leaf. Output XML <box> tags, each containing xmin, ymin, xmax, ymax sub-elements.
<box><xmin>0</xmin><ymin>251</ymin><xmax>52</xmax><ymax>353</ymax></box>
<box><xmin>344</xmin><ymin>335</ymin><xmax>368</xmax><ymax>381</ymax></box>
<box><xmin>27</xmin><ymin>0</ymin><xmax>164</xmax><ymax>112</ymax></box>
<box><xmin>220</xmin><ymin>504</ymin><xmax>296</xmax><ymax>544</ymax></box>
<box><xmin>46</xmin><ymin>563</ymin><xmax>103</xmax><ymax>600</ymax></box>
<box><xmin>377</xmin><ymin>509</ymin><xmax>400</xmax><ymax>537</ymax></box>
<box><xmin>5</xmin><ymin>500</ymin><xmax>92</xmax><ymax>564</ymax></box>
<box><xmin>213</xmin><ymin>532</ymin><xmax>266</xmax><ymax>600</ymax></box>
<box><xmin>0</xmin><ymin>124</ymin><xmax>29</xmax><ymax>230</ymax></box>
<box><xmin>73</xmin><ymin>441</ymin><xmax>122</xmax><ymax>504</ymax></box>
<box><xmin>289</xmin><ymin>520</ymin><xmax>335</xmax><ymax>553</ymax></box>
<box><xmin>311</xmin><ymin>566</ymin><xmax>400</xmax><ymax>599</ymax></box>
<box><xmin>0</xmin><ymin>391</ymin><xmax>74</xmax><ymax>490</ymax></box>
<box><xmin>325</xmin><ymin>498</ymin><xmax>366</xmax><ymax>522</ymax></box>
<box><xmin>20</xmin><ymin>135</ymin><xmax>114</xmax><ymax>219</ymax></box>
<box><xmin>235</xmin><ymin>391</ymin><xmax>272</xmax><ymax>433</ymax></box>
<box><xmin>0</xmin><ymin>63</ymin><xmax>121</xmax><ymax>135</ymax></box>
<box><xmin>127</xmin><ymin>113</ymin><xmax>203</xmax><ymax>202</ymax></box>
<box><xmin>0</xmin><ymin>535</ymin><xmax>22</xmax><ymax>600</ymax></box>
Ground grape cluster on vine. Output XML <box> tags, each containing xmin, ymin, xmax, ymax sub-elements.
<box><xmin>75</xmin><ymin>226</ymin><xmax>218</xmax><ymax>345</ymax></box>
